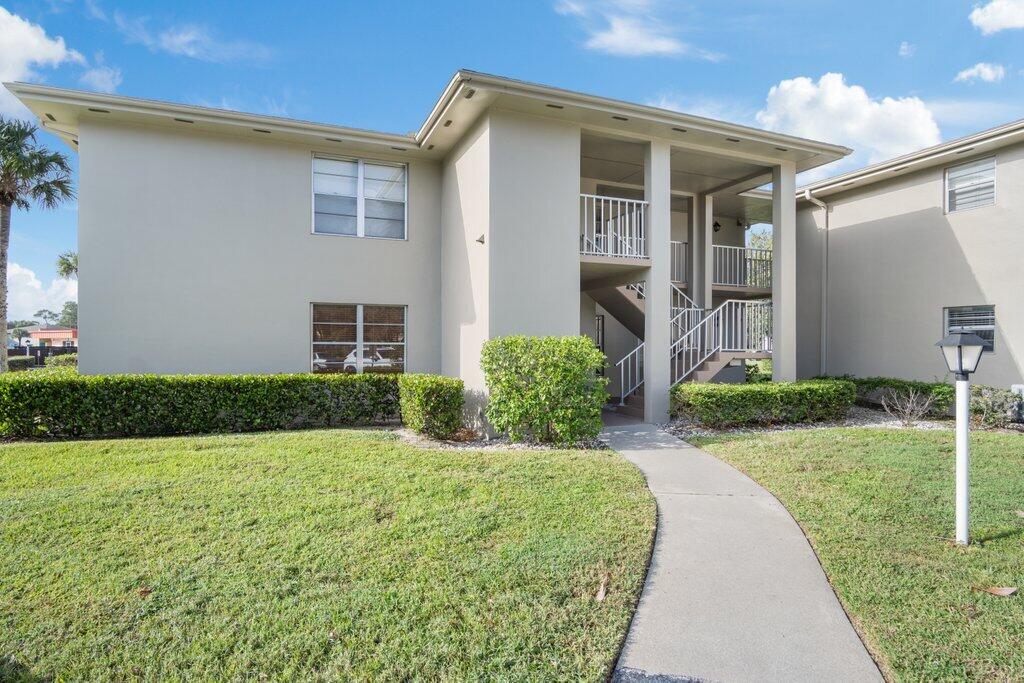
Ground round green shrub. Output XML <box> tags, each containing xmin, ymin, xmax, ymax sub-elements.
<box><xmin>480</xmin><ymin>335</ymin><xmax>608</xmax><ymax>445</ymax></box>
<box><xmin>398</xmin><ymin>374</ymin><xmax>464</xmax><ymax>439</ymax></box>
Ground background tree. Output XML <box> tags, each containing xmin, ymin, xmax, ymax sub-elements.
<box><xmin>746</xmin><ymin>224</ymin><xmax>773</xmax><ymax>251</ymax></box>
<box><xmin>0</xmin><ymin>117</ymin><xmax>73</xmax><ymax>370</ymax></box>
<box><xmin>58</xmin><ymin>301</ymin><xmax>77</xmax><ymax>328</ymax></box>
<box><xmin>11</xmin><ymin>326</ymin><xmax>28</xmax><ymax>346</ymax></box>
<box><xmin>34</xmin><ymin>309</ymin><xmax>59</xmax><ymax>326</ymax></box>
<box><xmin>56</xmin><ymin>250</ymin><xmax>78</xmax><ymax>279</ymax></box>
<box><xmin>7</xmin><ymin>319</ymin><xmax>37</xmax><ymax>329</ymax></box>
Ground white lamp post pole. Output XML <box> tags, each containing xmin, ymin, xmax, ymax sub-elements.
<box><xmin>937</xmin><ymin>332</ymin><xmax>986</xmax><ymax>548</ymax></box>
<box><xmin>955</xmin><ymin>376</ymin><xmax>970</xmax><ymax>546</ymax></box>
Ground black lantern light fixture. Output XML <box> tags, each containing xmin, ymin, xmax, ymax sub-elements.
<box><xmin>936</xmin><ymin>332</ymin><xmax>986</xmax><ymax>380</ymax></box>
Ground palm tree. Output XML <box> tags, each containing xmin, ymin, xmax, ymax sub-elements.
<box><xmin>0</xmin><ymin>118</ymin><xmax>74</xmax><ymax>370</ymax></box>
<box><xmin>56</xmin><ymin>250</ymin><xmax>78</xmax><ymax>279</ymax></box>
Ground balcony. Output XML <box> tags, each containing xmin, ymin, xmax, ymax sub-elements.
<box><xmin>712</xmin><ymin>245</ymin><xmax>772</xmax><ymax>291</ymax></box>
<box><xmin>579</xmin><ymin>194</ymin><xmax>648</xmax><ymax>259</ymax></box>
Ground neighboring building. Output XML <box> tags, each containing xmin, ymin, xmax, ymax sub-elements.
<box><xmin>794</xmin><ymin>119</ymin><xmax>1024</xmax><ymax>389</ymax></box>
<box><xmin>8</xmin><ymin>71</ymin><xmax>850</xmax><ymax>422</ymax></box>
<box><xmin>27</xmin><ymin>326</ymin><xmax>78</xmax><ymax>348</ymax></box>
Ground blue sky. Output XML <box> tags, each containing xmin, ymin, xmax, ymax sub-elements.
<box><xmin>3</xmin><ymin>0</ymin><xmax>1024</xmax><ymax>318</ymax></box>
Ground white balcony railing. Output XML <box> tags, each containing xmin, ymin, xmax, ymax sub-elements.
<box><xmin>671</xmin><ymin>299</ymin><xmax>773</xmax><ymax>384</ymax></box>
<box><xmin>580</xmin><ymin>194</ymin><xmax>647</xmax><ymax>258</ymax></box>
<box><xmin>712</xmin><ymin>245</ymin><xmax>772</xmax><ymax>289</ymax></box>
<box><xmin>670</xmin><ymin>240</ymin><xmax>688</xmax><ymax>283</ymax></box>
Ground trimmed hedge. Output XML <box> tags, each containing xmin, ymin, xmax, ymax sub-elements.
<box><xmin>44</xmin><ymin>353</ymin><xmax>77</xmax><ymax>368</ymax></box>
<box><xmin>481</xmin><ymin>335</ymin><xmax>608</xmax><ymax>445</ymax></box>
<box><xmin>831</xmin><ymin>375</ymin><xmax>955</xmax><ymax>415</ymax></box>
<box><xmin>398</xmin><ymin>374</ymin><xmax>464</xmax><ymax>439</ymax></box>
<box><xmin>7</xmin><ymin>356</ymin><xmax>34</xmax><ymax>372</ymax></box>
<box><xmin>671</xmin><ymin>379</ymin><xmax>856</xmax><ymax>428</ymax></box>
<box><xmin>0</xmin><ymin>372</ymin><xmax>400</xmax><ymax>438</ymax></box>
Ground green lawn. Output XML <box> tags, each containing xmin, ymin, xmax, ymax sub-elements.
<box><xmin>693</xmin><ymin>428</ymin><xmax>1024</xmax><ymax>682</ymax></box>
<box><xmin>0</xmin><ymin>429</ymin><xmax>655</xmax><ymax>681</ymax></box>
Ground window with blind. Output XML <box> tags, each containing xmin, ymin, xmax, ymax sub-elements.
<box><xmin>944</xmin><ymin>156</ymin><xmax>995</xmax><ymax>213</ymax></box>
<box><xmin>313</xmin><ymin>156</ymin><xmax>407</xmax><ymax>238</ymax></box>
<box><xmin>945</xmin><ymin>305</ymin><xmax>995</xmax><ymax>352</ymax></box>
<box><xmin>311</xmin><ymin>303</ymin><xmax>406</xmax><ymax>373</ymax></box>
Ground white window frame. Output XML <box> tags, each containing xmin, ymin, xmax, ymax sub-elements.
<box><xmin>311</xmin><ymin>154</ymin><xmax>408</xmax><ymax>240</ymax></box>
<box><xmin>943</xmin><ymin>155</ymin><xmax>995</xmax><ymax>214</ymax></box>
<box><xmin>310</xmin><ymin>302</ymin><xmax>408</xmax><ymax>374</ymax></box>
<box><xmin>944</xmin><ymin>305</ymin><xmax>995</xmax><ymax>353</ymax></box>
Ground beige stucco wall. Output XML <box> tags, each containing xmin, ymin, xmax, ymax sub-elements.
<box><xmin>78</xmin><ymin>118</ymin><xmax>442</xmax><ymax>375</ymax></box>
<box><xmin>488</xmin><ymin>109</ymin><xmax>581</xmax><ymax>338</ymax></box>
<box><xmin>440</xmin><ymin>115</ymin><xmax>490</xmax><ymax>397</ymax></box>
<box><xmin>796</xmin><ymin>144</ymin><xmax>1024</xmax><ymax>387</ymax></box>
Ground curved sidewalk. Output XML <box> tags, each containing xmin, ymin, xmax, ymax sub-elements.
<box><xmin>602</xmin><ymin>418</ymin><xmax>882</xmax><ymax>682</ymax></box>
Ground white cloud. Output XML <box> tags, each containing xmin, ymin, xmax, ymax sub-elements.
<box><xmin>78</xmin><ymin>52</ymin><xmax>122</xmax><ymax>93</ymax></box>
<box><xmin>6</xmin><ymin>263</ymin><xmax>77</xmax><ymax>321</ymax></box>
<box><xmin>84</xmin><ymin>0</ymin><xmax>107</xmax><ymax>21</ymax></box>
<box><xmin>0</xmin><ymin>6</ymin><xmax>83</xmax><ymax>115</ymax></box>
<box><xmin>898</xmin><ymin>41</ymin><xmax>915</xmax><ymax>57</ymax></box>
<box><xmin>970</xmin><ymin>0</ymin><xmax>1024</xmax><ymax>34</ymax></box>
<box><xmin>755</xmin><ymin>73</ymin><xmax>941</xmax><ymax>173</ymax></box>
<box><xmin>954</xmin><ymin>62</ymin><xmax>1006</xmax><ymax>83</ymax></box>
<box><xmin>556</xmin><ymin>1</ymin><xmax>721</xmax><ymax>60</ymax></box>
<box><xmin>111</xmin><ymin>11</ymin><xmax>271</xmax><ymax>63</ymax></box>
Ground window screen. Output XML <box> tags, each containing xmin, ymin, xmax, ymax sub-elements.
<box><xmin>945</xmin><ymin>157</ymin><xmax>995</xmax><ymax>213</ymax></box>
<box><xmin>312</xmin><ymin>303</ymin><xmax>406</xmax><ymax>373</ymax></box>
<box><xmin>945</xmin><ymin>305</ymin><xmax>995</xmax><ymax>352</ymax></box>
<box><xmin>313</xmin><ymin>157</ymin><xmax>406</xmax><ymax>238</ymax></box>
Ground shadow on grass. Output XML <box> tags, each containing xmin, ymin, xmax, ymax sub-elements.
<box><xmin>975</xmin><ymin>526</ymin><xmax>1024</xmax><ymax>545</ymax></box>
<box><xmin>1</xmin><ymin>656</ymin><xmax>50</xmax><ymax>682</ymax></box>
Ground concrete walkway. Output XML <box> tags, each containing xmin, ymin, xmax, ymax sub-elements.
<box><xmin>602</xmin><ymin>416</ymin><xmax>882</xmax><ymax>682</ymax></box>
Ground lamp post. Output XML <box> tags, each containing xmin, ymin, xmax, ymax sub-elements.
<box><xmin>936</xmin><ymin>333</ymin><xmax>987</xmax><ymax>546</ymax></box>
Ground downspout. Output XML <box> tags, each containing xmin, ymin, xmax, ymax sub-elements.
<box><xmin>804</xmin><ymin>190</ymin><xmax>829</xmax><ymax>376</ymax></box>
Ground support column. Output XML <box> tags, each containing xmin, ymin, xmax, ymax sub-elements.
<box><xmin>688</xmin><ymin>195</ymin><xmax>714</xmax><ymax>309</ymax></box>
<box><xmin>772</xmin><ymin>161</ymin><xmax>797</xmax><ymax>381</ymax></box>
<box><xmin>698</xmin><ymin>194</ymin><xmax>714</xmax><ymax>310</ymax></box>
<box><xmin>643</xmin><ymin>140</ymin><xmax>672</xmax><ymax>423</ymax></box>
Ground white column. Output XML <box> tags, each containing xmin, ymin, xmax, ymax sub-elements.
<box><xmin>955</xmin><ymin>378</ymin><xmax>970</xmax><ymax>545</ymax></box>
<box><xmin>771</xmin><ymin>161</ymin><xmax>797</xmax><ymax>381</ymax></box>
<box><xmin>643</xmin><ymin>141</ymin><xmax>672</xmax><ymax>423</ymax></box>
<box><xmin>688</xmin><ymin>194</ymin><xmax>714</xmax><ymax>309</ymax></box>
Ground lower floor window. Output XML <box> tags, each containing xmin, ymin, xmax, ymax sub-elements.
<box><xmin>311</xmin><ymin>303</ymin><xmax>406</xmax><ymax>373</ymax></box>
<box><xmin>945</xmin><ymin>305</ymin><xmax>995</xmax><ymax>352</ymax></box>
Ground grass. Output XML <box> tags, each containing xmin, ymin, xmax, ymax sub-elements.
<box><xmin>692</xmin><ymin>427</ymin><xmax>1024</xmax><ymax>682</ymax></box>
<box><xmin>0</xmin><ymin>429</ymin><xmax>655</xmax><ymax>681</ymax></box>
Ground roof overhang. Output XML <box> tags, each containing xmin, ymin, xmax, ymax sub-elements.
<box><xmin>422</xmin><ymin>71</ymin><xmax>851</xmax><ymax>174</ymax></box>
<box><xmin>5</xmin><ymin>70</ymin><xmax>851</xmax><ymax>172</ymax></box>
<box><xmin>799</xmin><ymin>116</ymin><xmax>1024</xmax><ymax>200</ymax></box>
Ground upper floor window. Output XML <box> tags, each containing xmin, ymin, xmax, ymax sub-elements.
<box><xmin>945</xmin><ymin>305</ymin><xmax>995</xmax><ymax>352</ymax></box>
<box><xmin>944</xmin><ymin>156</ymin><xmax>995</xmax><ymax>213</ymax></box>
<box><xmin>313</xmin><ymin>156</ymin><xmax>407</xmax><ymax>239</ymax></box>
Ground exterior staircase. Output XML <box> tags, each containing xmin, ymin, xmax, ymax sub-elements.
<box><xmin>607</xmin><ymin>287</ymin><xmax>773</xmax><ymax>414</ymax></box>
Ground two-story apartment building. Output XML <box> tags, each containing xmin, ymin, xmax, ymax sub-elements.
<box><xmin>794</xmin><ymin>119</ymin><xmax>1024</xmax><ymax>390</ymax></box>
<box><xmin>8</xmin><ymin>71</ymin><xmax>852</xmax><ymax>423</ymax></box>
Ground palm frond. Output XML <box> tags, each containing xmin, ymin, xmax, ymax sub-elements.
<box><xmin>0</xmin><ymin>116</ymin><xmax>74</xmax><ymax>210</ymax></box>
